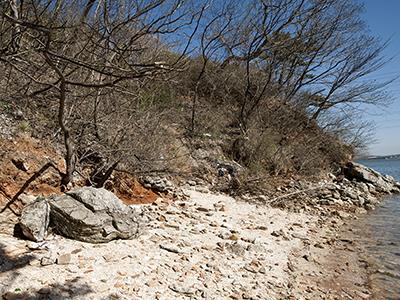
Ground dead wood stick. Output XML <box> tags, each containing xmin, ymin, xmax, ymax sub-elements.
<box><xmin>93</xmin><ymin>160</ymin><xmax>120</xmax><ymax>188</ymax></box>
<box><xmin>268</xmin><ymin>183</ymin><xmax>335</xmax><ymax>204</ymax></box>
<box><xmin>0</xmin><ymin>186</ymin><xmax>19</xmax><ymax>215</ymax></box>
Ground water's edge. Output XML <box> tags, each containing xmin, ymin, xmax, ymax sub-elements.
<box><xmin>354</xmin><ymin>159</ymin><xmax>400</xmax><ymax>299</ymax></box>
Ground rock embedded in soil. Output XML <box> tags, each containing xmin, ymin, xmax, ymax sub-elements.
<box><xmin>11</xmin><ymin>158</ymin><xmax>29</xmax><ymax>172</ymax></box>
<box><xmin>26</xmin><ymin>241</ymin><xmax>47</xmax><ymax>250</ymax></box>
<box><xmin>159</xmin><ymin>244</ymin><xmax>181</xmax><ymax>254</ymax></box>
<box><xmin>56</xmin><ymin>253</ymin><xmax>71</xmax><ymax>265</ymax></box>
<box><xmin>40</xmin><ymin>256</ymin><xmax>56</xmax><ymax>266</ymax></box>
<box><xmin>139</xmin><ymin>176</ymin><xmax>175</xmax><ymax>193</ymax></box>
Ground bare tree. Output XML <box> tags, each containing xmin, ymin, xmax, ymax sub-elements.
<box><xmin>196</xmin><ymin>0</ymin><xmax>390</xmax><ymax>127</ymax></box>
<box><xmin>0</xmin><ymin>0</ymin><xmax>392</xmax><ymax>183</ymax></box>
<box><xmin>1</xmin><ymin>0</ymin><xmax>200</xmax><ymax>187</ymax></box>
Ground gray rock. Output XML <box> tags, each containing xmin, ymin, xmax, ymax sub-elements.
<box><xmin>14</xmin><ymin>109</ymin><xmax>24</xmax><ymax>119</ymax></box>
<box><xmin>393</xmin><ymin>181</ymin><xmax>400</xmax><ymax>192</ymax></box>
<box><xmin>27</xmin><ymin>241</ymin><xmax>47</xmax><ymax>250</ymax></box>
<box><xmin>247</xmin><ymin>244</ymin><xmax>265</xmax><ymax>252</ymax></box>
<box><xmin>66</xmin><ymin>187</ymin><xmax>127</xmax><ymax>213</ymax></box>
<box><xmin>187</xmin><ymin>180</ymin><xmax>197</xmax><ymax>186</ymax></box>
<box><xmin>194</xmin><ymin>186</ymin><xmax>209</xmax><ymax>193</ymax></box>
<box><xmin>328</xmin><ymin>173</ymin><xmax>336</xmax><ymax>180</ymax></box>
<box><xmin>344</xmin><ymin>188</ymin><xmax>358</xmax><ymax>200</ymax></box>
<box><xmin>365</xmin><ymin>204</ymin><xmax>375</xmax><ymax>210</ymax></box>
<box><xmin>41</xmin><ymin>256</ymin><xmax>56</xmax><ymax>266</ymax></box>
<box><xmin>257</xmin><ymin>195</ymin><xmax>268</xmax><ymax>201</ymax></box>
<box><xmin>49</xmin><ymin>187</ymin><xmax>141</xmax><ymax>243</ymax></box>
<box><xmin>366</xmin><ymin>195</ymin><xmax>379</xmax><ymax>205</ymax></box>
<box><xmin>216</xmin><ymin>161</ymin><xmax>238</xmax><ymax>176</ymax></box>
<box><xmin>318</xmin><ymin>189</ymin><xmax>332</xmax><ymax>198</ymax></box>
<box><xmin>367</xmin><ymin>183</ymin><xmax>376</xmax><ymax>192</ymax></box>
<box><xmin>140</xmin><ymin>176</ymin><xmax>175</xmax><ymax>192</ymax></box>
<box><xmin>356</xmin><ymin>182</ymin><xmax>369</xmax><ymax>194</ymax></box>
<box><xmin>333</xmin><ymin>199</ymin><xmax>345</xmax><ymax>206</ymax></box>
<box><xmin>356</xmin><ymin>196</ymin><xmax>365</xmax><ymax>207</ymax></box>
<box><xmin>318</xmin><ymin>199</ymin><xmax>330</xmax><ymax>205</ymax></box>
<box><xmin>218</xmin><ymin>230</ymin><xmax>233</xmax><ymax>240</ymax></box>
<box><xmin>196</xmin><ymin>206</ymin><xmax>210</xmax><ymax>212</ymax></box>
<box><xmin>18</xmin><ymin>193</ymin><xmax>37</xmax><ymax>206</ymax></box>
<box><xmin>11</xmin><ymin>158</ymin><xmax>29</xmax><ymax>172</ymax></box>
<box><xmin>160</xmin><ymin>244</ymin><xmax>180</xmax><ymax>254</ymax></box>
<box><xmin>19</xmin><ymin>198</ymin><xmax>50</xmax><ymax>242</ymax></box>
<box><xmin>226</xmin><ymin>241</ymin><xmax>247</xmax><ymax>256</ymax></box>
<box><xmin>345</xmin><ymin>162</ymin><xmax>399</xmax><ymax>193</ymax></box>
<box><xmin>169</xmin><ymin>284</ymin><xmax>196</xmax><ymax>295</ymax></box>
<box><xmin>56</xmin><ymin>253</ymin><xmax>71</xmax><ymax>265</ymax></box>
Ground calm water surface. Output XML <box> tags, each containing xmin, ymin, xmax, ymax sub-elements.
<box><xmin>356</xmin><ymin>159</ymin><xmax>400</xmax><ymax>299</ymax></box>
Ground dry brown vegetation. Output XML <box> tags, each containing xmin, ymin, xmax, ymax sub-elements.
<box><xmin>0</xmin><ymin>0</ymin><xmax>392</xmax><ymax>193</ymax></box>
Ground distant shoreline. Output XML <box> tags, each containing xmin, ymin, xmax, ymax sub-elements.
<box><xmin>357</xmin><ymin>154</ymin><xmax>400</xmax><ymax>161</ymax></box>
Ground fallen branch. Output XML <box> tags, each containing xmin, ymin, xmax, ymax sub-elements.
<box><xmin>0</xmin><ymin>162</ymin><xmax>63</xmax><ymax>216</ymax></box>
<box><xmin>115</xmin><ymin>167</ymin><xmax>174</xmax><ymax>176</ymax></box>
<box><xmin>268</xmin><ymin>183</ymin><xmax>335</xmax><ymax>205</ymax></box>
<box><xmin>0</xmin><ymin>186</ymin><xmax>19</xmax><ymax>215</ymax></box>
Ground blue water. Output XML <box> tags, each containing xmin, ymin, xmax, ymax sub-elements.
<box><xmin>356</xmin><ymin>159</ymin><xmax>400</xmax><ymax>299</ymax></box>
<box><xmin>358</xmin><ymin>159</ymin><xmax>400</xmax><ymax>181</ymax></box>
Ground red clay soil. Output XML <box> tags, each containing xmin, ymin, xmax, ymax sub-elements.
<box><xmin>108</xmin><ymin>172</ymin><xmax>159</xmax><ymax>205</ymax></box>
<box><xmin>0</xmin><ymin>135</ymin><xmax>64</xmax><ymax>208</ymax></box>
<box><xmin>0</xmin><ymin>135</ymin><xmax>158</xmax><ymax>209</ymax></box>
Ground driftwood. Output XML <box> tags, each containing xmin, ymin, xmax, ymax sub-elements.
<box><xmin>268</xmin><ymin>183</ymin><xmax>335</xmax><ymax>205</ymax></box>
<box><xmin>0</xmin><ymin>162</ymin><xmax>63</xmax><ymax>216</ymax></box>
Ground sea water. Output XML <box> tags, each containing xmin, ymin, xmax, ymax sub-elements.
<box><xmin>356</xmin><ymin>159</ymin><xmax>400</xmax><ymax>299</ymax></box>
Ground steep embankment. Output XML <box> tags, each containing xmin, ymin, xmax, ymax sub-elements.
<box><xmin>0</xmin><ymin>135</ymin><xmax>159</xmax><ymax>209</ymax></box>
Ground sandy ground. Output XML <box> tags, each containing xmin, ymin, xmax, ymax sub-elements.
<box><xmin>0</xmin><ymin>189</ymin><xmax>372</xmax><ymax>299</ymax></box>
<box><xmin>288</xmin><ymin>216</ymin><xmax>372</xmax><ymax>300</ymax></box>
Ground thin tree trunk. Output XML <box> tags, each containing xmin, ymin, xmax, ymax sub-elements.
<box><xmin>58</xmin><ymin>80</ymin><xmax>75</xmax><ymax>187</ymax></box>
<box><xmin>190</xmin><ymin>60</ymin><xmax>207</xmax><ymax>134</ymax></box>
<box><xmin>43</xmin><ymin>45</ymin><xmax>75</xmax><ymax>188</ymax></box>
<box><xmin>8</xmin><ymin>0</ymin><xmax>21</xmax><ymax>52</ymax></box>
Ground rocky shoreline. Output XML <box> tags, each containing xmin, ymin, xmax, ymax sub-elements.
<box><xmin>246</xmin><ymin>162</ymin><xmax>400</xmax><ymax>213</ymax></box>
<box><xmin>0</xmin><ymin>162</ymin><xmax>399</xmax><ymax>299</ymax></box>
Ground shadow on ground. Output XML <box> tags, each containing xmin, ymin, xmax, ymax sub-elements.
<box><xmin>0</xmin><ymin>242</ymin><xmax>34</xmax><ymax>273</ymax></box>
<box><xmin>2</xmin><ymin>277</ymin><xmax>94</xmax><ymax>299</ymax></box>
<box><xmin>0</xmin><ymin>241</ymin><xmax>120</xmax><ymax>299</ymax></box>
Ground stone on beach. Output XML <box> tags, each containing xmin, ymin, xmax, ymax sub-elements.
<box><xmin>49</xmin><ymin>187</ymin><xmax>141</xmax><ymax>243</ymax></box>
<box><xmin>19</xmin><ymin>197</ymin><xmax>50</xmax><ymax>242</ymax></box>
<box><xmin>18</xmin><ymin>187</ymin><xmax>142</xmax><ymax>244</ymax></box>
<box><xmin>345</xmin><ymin>162</ymin><xmax>399</xmax><ymax>193</ymax></box>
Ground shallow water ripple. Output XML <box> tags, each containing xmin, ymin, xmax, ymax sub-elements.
<box><xmin>355</xmin><ymin>159</ymin><xmax>400</xmax><ymax>299</ymax></box>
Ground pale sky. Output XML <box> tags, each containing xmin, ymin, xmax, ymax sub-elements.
<box><xmin>362</xmin><ymin>0</ymin><xmax>400</xmax><ymax>155</ymax></box>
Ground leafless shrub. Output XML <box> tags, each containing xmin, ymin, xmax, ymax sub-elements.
<box><xmin>0</xmin><ymin>0</ymin><xmax>392</xmax><ymax>188</ymax></box>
